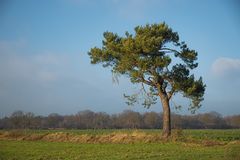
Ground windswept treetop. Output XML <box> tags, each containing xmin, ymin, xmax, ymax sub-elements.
<box><xmin>89</xmin><ymin>23</ymin><xmax>206</xmax><ymax>137</ymax></box>
<box><xmin>89</xmin><ymin>23</ymin><xmax>205</xmax><ymax>113</ymax></box>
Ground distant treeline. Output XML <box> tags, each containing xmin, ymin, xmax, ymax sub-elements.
<box><xmin>0</xmin><ymin>110</ymin><xmax>239</xmax><ymax>129</ymax></box>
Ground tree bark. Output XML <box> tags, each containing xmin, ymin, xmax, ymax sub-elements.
<box><xmin>160</xmin><ymin>95</ymin><xmax>171</xmax><ymax>138</ymax></box>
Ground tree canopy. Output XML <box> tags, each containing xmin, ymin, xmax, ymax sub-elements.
<box><xmin>89</xmin><ymin>23</ymin><xmax>205</xmax><ymax>113</ymax></box>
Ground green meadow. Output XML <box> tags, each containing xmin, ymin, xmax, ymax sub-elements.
<box><xmin>0</xmin><ymin>129</ymin><xmax>239</xmax><ymax>160</ymax></box>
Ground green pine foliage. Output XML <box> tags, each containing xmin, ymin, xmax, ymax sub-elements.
<box><xmin>89</xmin><ymin>22</ymin><xmax>205</xmax><ymax>112</ymax></box>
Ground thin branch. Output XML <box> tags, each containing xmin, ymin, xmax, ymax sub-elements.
<box><xmin>141</xmin><ymin>82</ymin><xmax>147</xmax><ymax>94</ymax></box>
<box><xmin>167</xmin><ymin>89</ymin><xmax>175</xmax><ymax>100</ymax></box>
<box><xmin>160</xmin><ymin>48</ymin><xmax>181</xmax><ymax>55</ymax></box>
<box><xmin>141</xmin><ymin>76</ymin><xmax>154</xmax><ymax>86</ymax></box>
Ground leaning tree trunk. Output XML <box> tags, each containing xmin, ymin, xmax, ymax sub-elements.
<box><xmin>160</xmin><ymin>95</ymin><xmax>171</xmax><ymax>138</ymax></box>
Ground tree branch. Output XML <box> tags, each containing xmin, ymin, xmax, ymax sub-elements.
<box><xmin>160</xmin><ymin>48</ymin><xmax>181</xmax><ymax>55</ymax></box>
<box><xmin>141</xmin><ymin>82</ymin><xmax>147</xmax><ymax>94</ymax></box>
<box><xmin>141</xmin><ymin>76</ymin><xmax>154</xmax><ymax>86</ymax></box>
<box><xmin>162</xmin><ymin>76</ymin><xmax>175</xmax><ymax>100</ymax></box>
<box><xmin>167</xmin><ymin>89</ymin><xmax>175</xmax><ymax>100</ymax></box>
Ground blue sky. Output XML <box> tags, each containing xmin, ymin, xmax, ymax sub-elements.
<box><xmin>0</xmin><ymin>0</ymin><xmax>239</xmax><ymax>117</ymax></box>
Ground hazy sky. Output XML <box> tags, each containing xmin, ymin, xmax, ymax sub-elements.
<box><xmin>0</xmin><ymin>0</ymin><xmax>240</xmax><ymax>117</ymax></box>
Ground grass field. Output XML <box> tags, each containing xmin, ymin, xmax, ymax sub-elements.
<box><xmin>0</xmin><ymin>129</ymin><xmax>240</xmax><ymax>160</ymax></box>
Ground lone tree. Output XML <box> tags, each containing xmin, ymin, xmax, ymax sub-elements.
<box><xmin>88</xmin><ymin>23</ymin><xmax>205</xmax><ymax>138</ymax></box>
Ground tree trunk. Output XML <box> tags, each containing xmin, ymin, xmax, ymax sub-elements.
<box><xmin>160</xmin><ymin>96</ymin><xmax>171</xmax><ymax>138</ymax></box>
